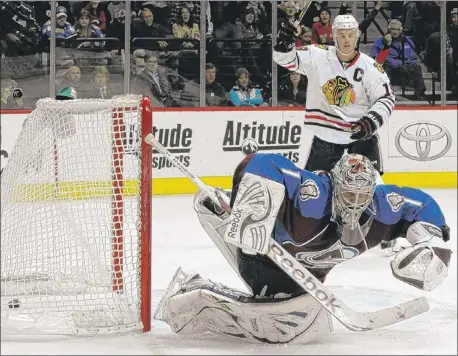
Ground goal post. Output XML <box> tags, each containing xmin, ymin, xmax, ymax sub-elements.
<box><xmin>1</xmin><ymin>95</ymin><xmax>152</xmax><ymax>335</ymax></box>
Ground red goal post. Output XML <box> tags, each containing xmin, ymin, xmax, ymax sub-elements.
<box><xmin>1</xmin><ymin>95</ymin><xmax>152</xmax><ymax>335</ymax></box>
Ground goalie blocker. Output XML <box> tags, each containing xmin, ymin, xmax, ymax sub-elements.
<box><xmin>154</xmin><ymin>152</ymin><xmax>451</xmax><ymax>343</ymax></box>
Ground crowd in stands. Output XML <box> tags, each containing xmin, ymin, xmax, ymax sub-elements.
<box><xmin>0</xmin><ymin>1</ymin><xmax>457</xmax><ymax>109</ymax></box>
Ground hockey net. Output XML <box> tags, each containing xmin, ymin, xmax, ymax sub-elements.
<box><xmin>0</xmin><ymin>95</ymin><xmax>152</xmax><ymax>335</ymax></box>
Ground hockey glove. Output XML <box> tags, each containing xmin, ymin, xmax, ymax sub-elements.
<box><xmin>274</xmin><ymin>22</ymin><xmax>300</xmax><ymax>53</ymax></box>
<box><xmin>390</xmin><ymin>222</ymin><xmax>452</xmax><ymax>291</ymax></box>
<box><xmin>350</xmin><ymin>111</ymin><xmax>383</xmax><ymax>140</ymax></box>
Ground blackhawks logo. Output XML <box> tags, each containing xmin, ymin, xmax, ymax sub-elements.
<box><xmin>313</xmin><ymin>44</ymin><xmax>329</xmax><ymax>50</ymax></box>
<box><xmin>374</xmin><ymin>62</ymin><xmax>385</xmax><ymax>73</ymax></box>
<box><xmin>322</xmin><ymin>76</ymin><xmax>356</xmax><ymax>107</ymax></box>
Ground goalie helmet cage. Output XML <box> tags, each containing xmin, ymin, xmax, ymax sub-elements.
<box><xmin>0</xmin><ymin>95</ymin><xmax>152</xmax><ymax>335</ymax></box>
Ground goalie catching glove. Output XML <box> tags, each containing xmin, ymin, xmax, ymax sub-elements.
<box><xmin>391</xmin><ymin>222</ymin><xmax>451</xmax><ymax>291</ymax></box>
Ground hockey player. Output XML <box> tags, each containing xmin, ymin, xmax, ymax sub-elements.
<box><xmin>154</xmin><ymin>153</ymin><xmax>451</xmax><ymax>344</ymax></box>
<box><xmin>273</xmin><ymin>14</ymin><xmax>395</xmax><ymax>177</ymax></box>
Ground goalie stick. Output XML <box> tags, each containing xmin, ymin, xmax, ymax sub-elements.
<box><xmin>145</xmin><ymin>133</ymin><xmax>430</xmax><ymax>331</ymax></box>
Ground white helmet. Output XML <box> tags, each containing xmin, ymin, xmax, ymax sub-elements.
<box><xmin>330</xmin><ymin>154</ymin><xmax>377</xmax><ymax>230</ymax></box>
<box><xmin>332</xmin><ymin>15</ymin><xmax>361</xmax><ymax>54</ymax></box>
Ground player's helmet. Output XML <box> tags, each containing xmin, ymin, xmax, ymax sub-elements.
<box><xmin>330</xmin><ymin>154</ymin><xmax>377</xmax><ymax>230</ymax></box>
<box><xmin>332</xmin><ymin>14</ymin><xmax>361</xmax><ymax>54</ymax></box>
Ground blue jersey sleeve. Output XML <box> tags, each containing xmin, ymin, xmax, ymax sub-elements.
<box><xmin>373</xmin><ymin>185</ymin><xmax>446</xmax><ymax>228</ymax></box>
<box><xmin>243</xmin><ymin>153</ymin><xmax>332</xmax><ymax>219</ymax></box>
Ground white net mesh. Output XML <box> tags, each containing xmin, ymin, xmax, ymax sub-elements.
<box><xmin>1</xmin><ymin>95</ymin><xmax>150</xmax><ymax>335</ymax></box>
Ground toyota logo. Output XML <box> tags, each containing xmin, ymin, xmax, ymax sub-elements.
<box><xmin>395</xmin><ymin>122</ymin><xmax>452</xmax><ymax>161</ymax></box>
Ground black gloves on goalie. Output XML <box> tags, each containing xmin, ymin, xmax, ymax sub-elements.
<box><xmin>350</xmin><ymin>111</ymin><xmax>384</xmax><ymax>140</ymax></box>
<box><xmin>274</xmin><ymin>22</ymin><xmax>304</xmax><ymax>53</ymax></box>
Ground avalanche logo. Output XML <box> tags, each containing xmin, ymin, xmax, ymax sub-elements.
<box><xmin>294</xmin><ymin>240</ymin><xmax>360</xmax><ymax>269</ymax></box>
<box><xmin>322</xmin><ymin>76</ymin><xmax>356</xmax><ymax>108</ymax></box>
<box><xmin>241</xmin><ymin>138</ymin><xmax>258</xmax><ymax>155</ymax></box>
<box><xmin>386</xmin><ymin>192</ymin><xmax>404</xmax><ymax>212</ymax></box>
<box><xmin>299</xmin><ymin>180</ymin><xmax>319</xmax><ymax>201</ymax></box>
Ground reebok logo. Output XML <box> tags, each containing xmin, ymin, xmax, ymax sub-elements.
<box><xmin>269</xmin><ymin>244</ymin><xmax>339</xmax><ymax>314</ymax></box>
<box><xmin>227</xmin><ymin>208</ymin><xmax>242</xmax><ymax>239</ymax></box>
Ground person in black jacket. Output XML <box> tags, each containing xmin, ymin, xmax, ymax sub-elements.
<box><xmin>204</xmin><ymin>63</ymin><xmax>226</xmax><ymax>106</ymax></box>
<box><xmin>278</xmin><ymin>71</ymin><xmax>307</xmax><ymax>107</ymax></box>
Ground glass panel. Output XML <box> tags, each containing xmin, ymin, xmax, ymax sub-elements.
<box><xmin>361</xmin><ymin>0</ymin><xmax>440</xmax><ymax>105</ymax></box>
<box><xmin>207</xmin><ymin>1</ymin><xmax>272</xmax><ymax>107</ymax></box>
<box><xmin>130</xmin><ymin>2</ymin><xmax>200</xmax><ymax>107</ymax></box>
<box><xmin>274</xmin><ymin>0</ymin><xmax>449</xmax><ymax>106</ymax></box>
<box><xmin>445</xmin><ymin>2</ymin><xmax>458</xmax><ymax>104</ymax></box>
<box><xmin>53</xmin><ymin>1</ymin><xmax>126</xmax><ymax>100</ymax></box>
<box><xmin>1</xmin><ymin>1</ymin><xmax>50</xmax><ymax>110</ymax></box>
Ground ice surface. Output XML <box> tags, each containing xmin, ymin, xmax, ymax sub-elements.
<box><xmin>1</xmin><ymin>189</ymin><xmax>456</xmax><ymax>355</ymax></box>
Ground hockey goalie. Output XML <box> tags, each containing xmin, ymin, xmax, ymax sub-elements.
<box><xmin>154</xmin><ymin>153</ymin><xmax>451</xmax><ymax>344</ymax></box>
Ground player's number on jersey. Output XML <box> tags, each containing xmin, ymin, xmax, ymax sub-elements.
<box><xmin>383</xmin><ymin>83</ymin><xmax>394</xmax><ymax>96</ymax></box>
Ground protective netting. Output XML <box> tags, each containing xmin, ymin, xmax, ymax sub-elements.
<box><xmin>1</xmin><ymin>95</ymin><xmax>150</xmax><ymax>335</ymax></box>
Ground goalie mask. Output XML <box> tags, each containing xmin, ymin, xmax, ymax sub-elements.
<box><xmin>330</xmin><ymin>154</ymin><xmax>377</xmax><ymax>230</ymax></box>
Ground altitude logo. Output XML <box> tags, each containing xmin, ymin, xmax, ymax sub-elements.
<box><xmin>222</xmin><ymin>121</ymin><xmax>302</xmax><ymax>163</ymax></box>
<box><xmin>152</xmin><ymin>124</ymin><xmax>192</xmax><ymax>169</ymax></box>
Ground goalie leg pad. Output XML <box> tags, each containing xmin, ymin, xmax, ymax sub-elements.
<box><xmin>223</xmin><ymin>173</ymin><xmax>285</xmax><ymax>254</ymax></box>
<box><xmin>155</xmin><ymin>268</ymin><xmax>333</xmax><ymax>344</ymax></box>
<box><xmin>193</xmin><ymin>190</ymin><xmax>253</xmax><ymax>294</ymax></box>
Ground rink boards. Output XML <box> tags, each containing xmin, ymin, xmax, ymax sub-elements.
<box><xmin>1</xmin><ymin>106</ymin><xmax>456</xmax><ymax>196</ymax></box>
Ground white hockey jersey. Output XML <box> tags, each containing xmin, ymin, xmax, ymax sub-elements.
<box><xmin>273</xmin><ymin>45</ymin><xmax>395</xmax><ymax>144</ymax></box>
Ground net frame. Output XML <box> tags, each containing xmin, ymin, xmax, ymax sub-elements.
<box><xmin>0</xmin><ymin>95</ymin><xmax>152</xmax><ymax>335</ymax></box>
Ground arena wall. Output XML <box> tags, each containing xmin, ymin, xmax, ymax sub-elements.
<box><xmin>1</xmin><ymin>106</ymin><xmax>456</xmax><ymax>195</ymax></box>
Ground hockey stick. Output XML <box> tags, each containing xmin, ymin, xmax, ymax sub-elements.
<box><xmin>145</xmin><ymin>134</ymin><xmax>429</xmax><ymax>331</ymax></box>
<box><xmin>277</xmin><ymin>0</ymin><xmax>313</xmax><ymax>38</ymax></box>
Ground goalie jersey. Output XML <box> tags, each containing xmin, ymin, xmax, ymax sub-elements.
<box><xmin>273</xmin><ymin>45</ymin><xmax>395</xmax><ymax>144</ymax></box>
<box><xmin>239</xmin><ymin>153</ymin><xmax>449</xmax><ymax>280</ymax></box>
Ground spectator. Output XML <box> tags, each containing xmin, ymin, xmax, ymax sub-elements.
<box><xmin>279</xmin><ymin>71</ymin><xmax>307</xmax><ymax>106</ymax></box>
<box><xmin>311</xmin><ymin>7</ymin><xmax>332</xmax><ymax>45</ymax></box>
<box><xmin>302</xmin><ymin>1</ymin><xmax>329</xmax><ymax>28</ymax></box>
<box><xmin>133</xmin><ymin>1</ymin><xmax>174</xmax><ymax>28</ymax></box>
<box><xmin>204</xmin><ymin>63</ymin><xmax>226</xmax><ymax>106</ymax></box>
<box><xmin>74</xmin><ymin>9</ymin><xmax>104</xmax><ymax>49</ymax></box>
<box><xmin>238</xmin><ymin>6</ymin><xmax>264</xmax><ymax>49</ymax></box>
<box><xmin>448</xmin><ymin>8</ymin><xmax>458</xmax><ymax>93</ymax></box>
<box><xmin>296</xmin><ymin>26</ymin><xmax>312</xmax><ymax>46</ymax></box>
<box><xmin>278</xmin><ymin>1</ymin><xmax>299</xmax><ymax>26</ymax></box>
<box><xmin>82</xmin><ymin>1</ymin><xmax>108</xmax><ymax>33</ymax></box>
<box><xmin>244</xmin><ymin>1</ymin><xmax>268</xmax><ymax>25</ymax></box>
<box><xmin>1</xmin><ymin>79</ymin><xmax>24</xmax><ymax>109</ymax></box>
<box><xmin>105</xmin><ymin>8</ymin><xmax>126</xmax><ymax>50</ymax></box>
<box><xmin>41</xmin><ymin>6</ymin><xmax>77</xmax><ymax>46</ymax></box>
<box><xmin>79</xmin><ymin>65</ymin><xmax>113</xmax><ymax>99</ymax></box>
<box><xmin>229</xmin><ymin>67</ymin><xmax>267</xmax><ymax>107</ymax></box>
<box><xmin>213</xmin><ymin>3</ymin><xmax>243</xmax><ymax>52</ymax></box>
<box><xmin>0</xmin><ymin>1</ymin><xmax>41</xmax><ymax>56</ymax></box>
<box><xmin>57</xmin><ymin>65</ymin><xmax>82</xmax><ymax>91</ymax></box>
<box><xmin>370</xmin><ymin>19</ymin><xmax>427</xmax><ymax>101</ymax></box>
<box><xmin>106</xmin><ymin>1</ymin><xmax>125</xmax><ymax>24</ymax></box>
<box><xmin>131</xmin><ymin>8</ymin><xmax>169</xmax><ymax>50</ymax></box>
<box><xmin>412</xmin><ymin>1</ymin><xmax>441</xmax><ymax>53</ymax></box>
<box><xmin>134</xmin><ymin>52</ymin><xmax>174</xmax><ymax>106</ymax></box>
<box><xmin>172</xmin><ymin>5</ymin><xmax>200</xmax><ymax>50</ymax></box>
<box><xmin>170</xmin><ymin>1</ymin><xmax>213</xmax><ymax>36</ymax></box>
